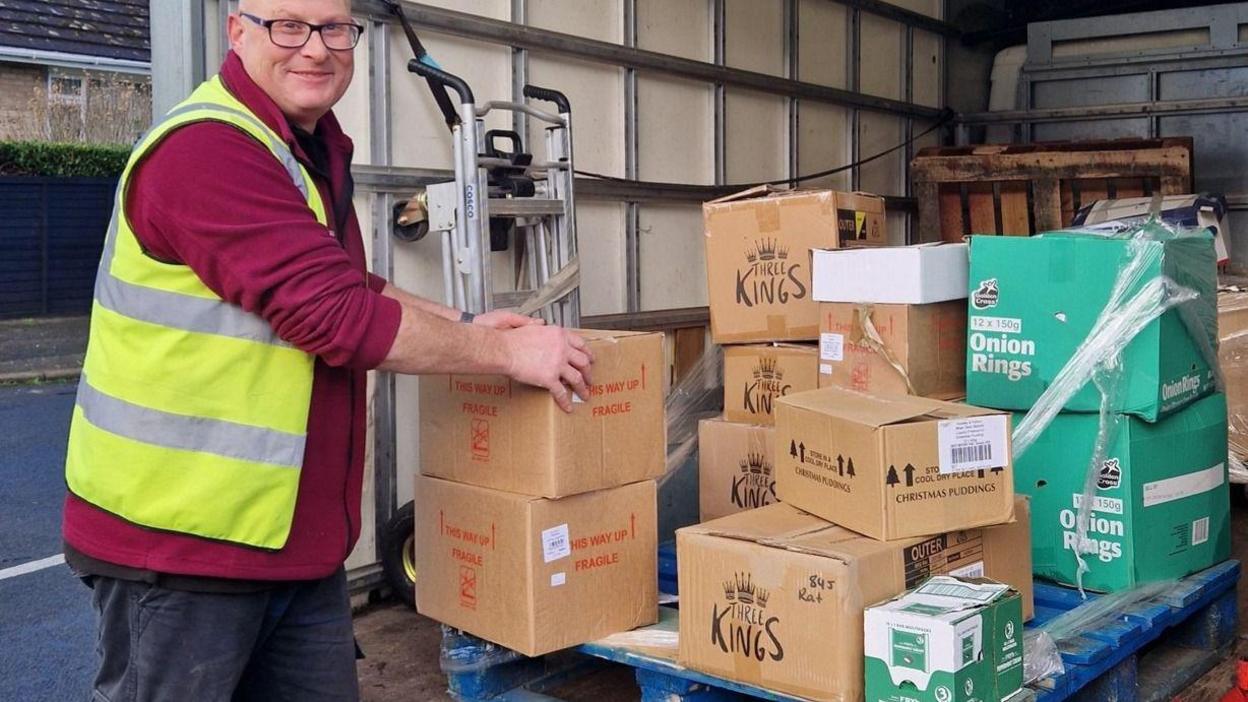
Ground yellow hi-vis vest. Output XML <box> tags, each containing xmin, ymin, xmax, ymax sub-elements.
<box><xmin>65</xmin><ymin>76</ymin><xmax>326</xmax><ymax>550</ymax></box>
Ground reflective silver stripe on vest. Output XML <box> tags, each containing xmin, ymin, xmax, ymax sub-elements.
<box><xmin>90</xmin><ymin>95</ymin><xmax>322</xmax><ymax>347</ymax></box>
<box><xmin>77</xmin><ymin>374</ymin><xmax>305</xmax><ymax>468</ymax></box>
<box><xmin>160</xmin><ymin>101</ymin><xmax>310</xmax><ymax>200</ymax></box>
<box><xmin>94</xmin><ymin>212</ymin><xmax>292</xmax><ymax>346</ymax></box>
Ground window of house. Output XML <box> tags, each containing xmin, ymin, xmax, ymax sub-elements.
<box><xmin>48</xmin><ymin>75</ymin><xmax>85</xmax><ymax>106</ymax></box>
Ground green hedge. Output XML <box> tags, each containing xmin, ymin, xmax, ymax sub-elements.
<box><xmin>0</xmin><ymin>141</ymin><xmax>129</xmax><ymax>178</ymax></box>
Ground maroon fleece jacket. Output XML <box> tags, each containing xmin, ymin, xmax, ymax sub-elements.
<box><xmin>62</xmin><ymin>52</ymin><xmax>402</xmax><ymax>580</ymax></box>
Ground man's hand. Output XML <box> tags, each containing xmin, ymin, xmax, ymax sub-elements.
<box><xmin>473</xmin><ymin>310</ymin><xmax>545</xmax><ymax>330</ymax></box>
<box><xmin>501</xmin><ymin>326</ymin><xmax>594</xmax><ymax>412</ymax></box>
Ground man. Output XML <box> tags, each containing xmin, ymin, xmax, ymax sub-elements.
<box><xmin>61</xmin><ymin>0</ymin><xmax>592</xmax><ymax>699</ymax></box>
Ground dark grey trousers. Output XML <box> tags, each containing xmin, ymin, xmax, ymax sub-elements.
<box><xmin>88</xmin><ymin>569</ymin><xmax>360</xmax><ymax>702</ymax></box>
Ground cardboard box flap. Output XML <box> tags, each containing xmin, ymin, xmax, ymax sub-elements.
<box><xmin>684</xmin><ymin>503</ymin><xmax>829</xmax><ymax>544</ymax></box>
<box><xmin>707</xmin><ymin>184</ymin><xmax>787</xmax><ymax>205</ymax></box>
<box><xmin>573</xmin><ymin>329</ymin><xmax>657</xmax><ymax>341</ymax></box>
<box><xmin>780</xmin><ymin>387</ymin><xmax>993</xmax><ymax>427</ymax></box>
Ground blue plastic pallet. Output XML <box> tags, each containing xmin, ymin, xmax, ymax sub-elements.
<box><xmin>438</xmin><ymin>557</ymin><xmax>1239</xmax><ymax>701</ymax></box>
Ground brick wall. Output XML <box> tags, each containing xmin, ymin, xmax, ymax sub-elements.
<box><xmin>0</xmin><ymin>61</ymin><xmax>152</xmax><ymax>144</ymax></box>
<box><xmin>0</xmin><ymin>63</ymin><xmax>46</xmax><ymax>139</ymax></box>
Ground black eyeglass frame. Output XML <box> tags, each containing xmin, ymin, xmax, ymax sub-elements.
<box><xmin>240</xmin><ymin>12</ymin><xmax>364</xmax><ymax>51</ymax></box>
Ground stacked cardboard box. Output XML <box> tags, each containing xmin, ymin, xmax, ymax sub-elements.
<box><xmin>684</xmin><ymin>208</ymin><xmax>1028</xmax><ymax>701</ymax></box>
<box><xmin>809</xmin><ymin>243</ymin><xmax>970</xmax><ymax>400</ymax></box>
<box><xmin>967</xmin><ymin>229</ymin><xmax>1230</xmax><ymax>591</ymax></box>
<box><xmin>699</xmin><ymin>187</ymin><xmax>886</xmax><ymax>520</ymax></box>
<box><xmin>413</xmin><ymin>330</ymin><xmax>664</xmax><ymax>656</ymax></box>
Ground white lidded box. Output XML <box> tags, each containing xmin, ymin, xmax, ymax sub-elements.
<box><xmin>811</xmin><ymin>242</ymin><xmax>969</xmax><ymax>304</ymax></box>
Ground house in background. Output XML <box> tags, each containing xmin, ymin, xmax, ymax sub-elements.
<box><xmin>0</xmin><ymin>0</ymin><xmax>150</xmax><ymax>145</ymax></box>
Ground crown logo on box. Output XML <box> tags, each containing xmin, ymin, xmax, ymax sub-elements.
<box><xmin>745</xmin><ymin>238</ymin><xmax>789</xmax><ymax>263</ymax></box>
<box><xmin>753</xmin><ymin>357</ymin><xmax>782</xmax><ymax>381</ymax></box>
<box><xmin>723</xmin><ymin>572</ymin><xmax>769</xmax><ymax>608</ymax></box>
<box><xmin>740</xmin><ymin>452</ymin><xmax>772</xmax><ymax>476</ymax></box>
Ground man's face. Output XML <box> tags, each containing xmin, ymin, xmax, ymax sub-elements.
<box><xmin>229</xmin><ymin>0</ymin><xmax>355</xmax><ymax>130</ymax></box>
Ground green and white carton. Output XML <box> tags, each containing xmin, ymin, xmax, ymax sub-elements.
<box><xmin>865</xmin><ymin>576</ymin><xmax>1023</xmax><ymax>702</ymax></box>
<box><xmin>966</xmin><ymin>226</ymin><xmax>1218</xmax><ymax>421</ymax></box>
<box><xmin>1015</xmin><ymin>392</ymin><xmax>1230</xmax><ymax>592</ymax></box>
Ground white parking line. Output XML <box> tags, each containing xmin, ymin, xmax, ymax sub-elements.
<box><xmin>0</xmin><ymin>554</ymin><xmax>65</xmax><ymax>581</ymax></box>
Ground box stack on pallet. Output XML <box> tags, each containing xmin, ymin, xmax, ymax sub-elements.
<box><xmin>697</xmin><ymin>185</ymin><xmax>887</xmax><ymax>522</ymax></box>
<box><xmin>679</xmin><ymin>202</ymin><xmax>1034</xmax><ymax>701</ymax></box>
<box><xmin>427</xmin><ymin>138</ymin><xmax>1242</xmax><ymax>702</ymax></box>
<box><xmin>411</xmin><ymin>330</ymin><xmax>669</xmax><ymax>656</ymax></box>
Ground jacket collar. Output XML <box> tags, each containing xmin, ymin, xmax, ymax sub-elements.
<box><xmin>218</xmin><ymin>50</ymin><xmax>354</xmax><ymax>164</ymax></box>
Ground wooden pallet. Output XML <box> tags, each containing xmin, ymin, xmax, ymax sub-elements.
<box><xmin>436</xmin><ymin>559</ymin><xmax>1238</xmax><ymax>702</ymax></box>
<box><xmin>911</xmin><ymin>138</ymin><xmax>1194</xmax><ymax>243</ymax></box>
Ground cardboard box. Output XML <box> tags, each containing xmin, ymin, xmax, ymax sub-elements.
<box><xmin>1014</xmin><ymin>392</ymin><xmax>1230</xmax><ymax>592</ymax></box>
<box><xmin>775</xmin><ymin>388</ymin><xmax>1015</xmax><ymax>540</ymax></box>
<box><xmin>965</xmin><ymin>230</ymin><xmax>1219</xmax><ymax>421</ymax></box>
<box><xmin>864</xmin><ymin>577</ymin><xmax>1023</xmax><ymax>702</ymax></box>
<box><xmin>420</xmin><ymin>329</ymin><xmax>664</xmax><ymax>497</ymax></box>
<box><xmin>818</xmin><ymin>301</ymin><xmax>966</xmax><ymax>399</ymax></box>
<box><xmin>414</xmin><ymin>476</ymin><xmax>658</xmax><ymax>656</ymax></box>
<box><xmin>699</xmin><ymin>417</ymin><xmax>777</xmax><ymax>521</ymax></box>
<box><xmin>812</xmin><ymin>243</ymin><xmax>969</xmax><ymax>304</ymax></box>
<box><xmin>723</xmin><ymin>343</ymin><xmax>820</xmax><ymax>426</ymax></box>
<box><xmin>704</xmin><ymin>186</ymin><xmax>886</xmax><ymax>344</ymax></box>
<box><xmin>1219</xmin><ymin>291</ymin><xmax>1248</xmax><ymax>460</ymax></box>
<box><xmin>676</xmin><ymin>499</ymin><xmax>1033</xmax><ymax>702</ymax></box>
<box><xmin>1072</xmin><ymin>194</ymin><xmax>1230</xmax><ymax>266</ymax></box>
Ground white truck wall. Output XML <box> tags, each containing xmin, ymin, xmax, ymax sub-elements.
<box><xmin>154</xmin><ymin>0</ymin><xmax>946</xmax><ymax>578</ymax></box>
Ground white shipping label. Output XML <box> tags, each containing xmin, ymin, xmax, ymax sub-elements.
<box><xmin>1143</xmin><ymin>463</ymin><xmax>1225</xmax><ymax>508</ymax></box>
<box><xmin>937</xmin><ymin>415</ymin><xmax>1009</xmax><ymax>475</ymax></box>
<box><xmin>819</xmin><ymin>363</ymin><xmax>833</xmax><ymax>375</ymax></box>
<box><xmin>970</xmin><ymin>316</ymin><xmax>1023</xmax><ymax>334</ymax></box>
<box><xmin>541</xmin><ymin>524</ymin><xmax>571</xmax><ymax>563</ymax></box>
<box><xmin>949</xmin><ymin>561</ymin><xmax>986</xmax><ymax>579</ymax></box>
<box><xmin>550</xmin><ymin>572</ymin><xmax>566</xmax><ymax>587</ymax></box>
<box><xmin>820</xmin><ymin>333</ymin><xmax>844</xmax><ymax>361</ymax></box>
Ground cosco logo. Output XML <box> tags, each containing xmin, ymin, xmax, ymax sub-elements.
<box><xmin>465</xmin><ymin>185</ymin><xmax>476</xmax><ymax>219</ymax></box>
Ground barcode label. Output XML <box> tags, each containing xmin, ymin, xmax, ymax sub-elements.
<box><xmin>937</xmin><ymin>416</ymin><xmax>1009</xmax><ymax>475</ymax></box>
<box><xmin>952</xmin><ymin>443</ymin><xmax>993</xmax><ymax>464</ymax></box>
<box><xmin>1192</xmin><ymin>517</ymin><xmax>1210</xmax><ymax>546</ymax></box>
<box><xmin>949</xmin><ymin>561</ymin><xmax>985</xmax><ymax>579</ymax></box>
<box><xmin>541</xmin><ymin>524</ymin><xmax>570</xmax><ymax>563</ymax></box>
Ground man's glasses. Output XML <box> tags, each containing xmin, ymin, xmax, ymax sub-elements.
<box><xmin>240</xmin><ymin>12</ymin><xmax>363</xmax><ymax>51</ymax></box>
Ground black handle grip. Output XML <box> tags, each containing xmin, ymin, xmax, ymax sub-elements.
<box><xmin>408</xmin><ymin>59</ymin><xmax>475</xmax><ymax>105</ymax></box>
<box><xmin>485</xmin><ymin>130</ymin><xmax>523</xmax><ymax>157</ymax></box>
<box><xmin>523</xmin><ymin>84</ymin><xmax>570</xmax><ymax>114</ymax></box>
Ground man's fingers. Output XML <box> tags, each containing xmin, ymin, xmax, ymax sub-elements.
<box><xmin>569</xmin><ymin>348</ymin><xmax>592</xmax><ymax>379</ymax></box>
<box><xmin>561</xmin><ymin>368</ymin><xmax>590</xmax><ymax>405</ymax></box>
<box><xmin>549</xmin><ymin>383</ymin><xmax>573</xmax><ymax>413</ymax></box>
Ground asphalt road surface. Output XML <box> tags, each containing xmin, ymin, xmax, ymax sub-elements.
<box><xmin>0</xmin><ymin>379</ymin><xmax>95</xmax><ymax>701</ymax></box>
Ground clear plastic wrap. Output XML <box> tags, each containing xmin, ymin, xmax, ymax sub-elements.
<box><xmin>661</xmin><ymin>344</ymin><xmax>724</xmax><ymax>487</ymax></box>
<box><xmin>1219</xmin><ymin>289</ymin><xmax>1248</xmax><ymax>478</ymax></box>
<box><xmin>1023</xmin><ymin>630</ymin><xmax>1063</xmax><ymax>685</ymax></box>
<box><xmin>1009</xmin><ymin>220</ymin><xmax>1222</xmax><ymax>594</ymax></box>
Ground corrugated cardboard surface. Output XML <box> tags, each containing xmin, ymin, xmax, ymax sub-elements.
<box><xmin>1219</xmin><ymin>291</ymin><xmax>1248</xmax><ymax>459</ymax></box>
<box><xmin>676</xmin><ymin>499</ymin><xmax>1033</xmax><ymax>701</ymax></box>
<box><xmin>698</xmin><ymin>417</ymin><xmax>777</xmax><ymax>521</ymax></box>
<box><xmin>723</xmin><ymin>343</ymin><xmax>820</xmax><ymax>425</ymax></box>
<box><xmin>419</xmin><ymin>330</ymin><xmax>665</xmax><ymax>497</ymax></box>
<box><xmin>704</xmin><ymin>187</ymin><xmax>886</xmax><ymax>344</ymax></box>
<box><xmin>817</xmin><ymin>301</ymin><xmax>966</xmax><ymax>399</ymax></box>
<box><xmin>775</xmin><ymin>388</ymin><xmax>1015</xmax><ymax>540</ymax></box>
<box><xmin>414</xmin><ymin>476</ymin><xmax>658</xmax><ymax>657</ymax></box>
